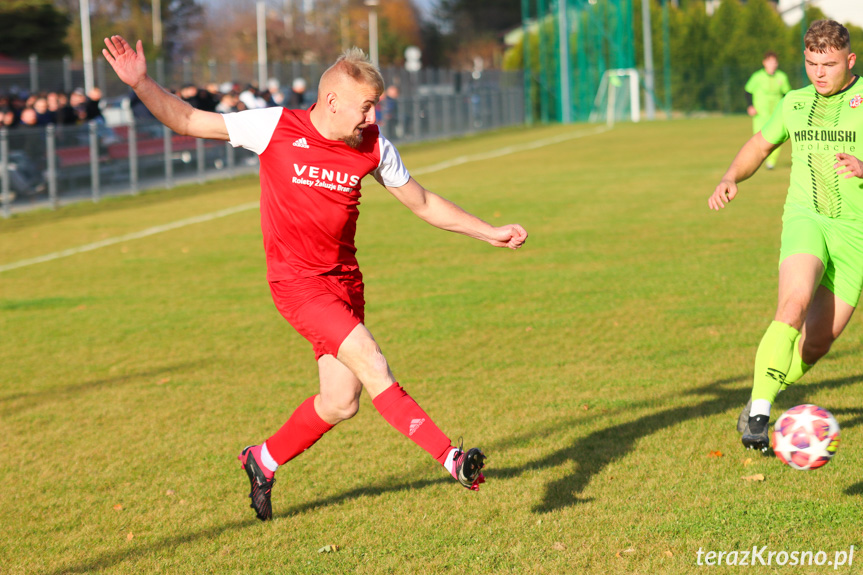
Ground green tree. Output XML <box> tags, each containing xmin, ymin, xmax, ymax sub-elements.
<box><xmin>438</xmin><ymin>0</ymin><xmax>522</xmax><ymax>36</ymax></box>
<box><xmin>670</xmin><ymin>0</ymin><xmax>712</xmax><ymax>112</ymax></box>
<box><xmin>0</xmin><ymin>0</ymin><xmax>70</xmax><ymax>59</ymax></box>
<box><xmin>64</xmin><ymin>0</ymin><xmax>202</xmax><ymax>63</ymax></box>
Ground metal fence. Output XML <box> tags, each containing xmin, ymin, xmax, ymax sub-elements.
<box><xmin>1</xmin><ymin>83</ymin><xmax>524</xmax><ymax>217</ymax></box>
<box><xmin>0</xmin><ymin>54</ymin><xmax>522</xmax><ymax>103</ymax></box>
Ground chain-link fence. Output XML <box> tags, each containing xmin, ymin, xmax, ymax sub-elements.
<box><xmin>1</xmin><ymin>61</ymin><xmax>524</xmax><ymax>216</ymax></box>
<box><xmin>0</xmin><ymin>58</ymin><xmax>524</xmax><ymax>217</ymax></box>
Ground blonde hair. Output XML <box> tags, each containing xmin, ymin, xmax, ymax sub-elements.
<box><xmin>322</xmin><ymin>48</ymin><xmax>384</xmax><ymax>96</ymax></box>
<box><xmin>805</xmin><ymin>20</ymin><xmax>850</xmax><ymax>54</ymax></box>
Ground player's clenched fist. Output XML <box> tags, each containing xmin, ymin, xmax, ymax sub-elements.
<box><xmin>492</xmin><ymin>224</ymin><xmax>528</xmax><ymax>250</ymax></box>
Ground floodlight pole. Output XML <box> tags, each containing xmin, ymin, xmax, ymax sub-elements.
<box><xmin>257</xmin><ymin>1</ymin><xmax>268</xmax><ymax>88</ymax></box>
<box><xmin>152</xmin><ymin>0</ymin><xmax>163</xmax><ymax>48</ymax></box>
<box><xmin>557</xmin><ymin>0</ymin><xmax>571</xmax><ymax>123</ymax></box>
<box><xmin>80</xmin><ymin>0</ymin><xmax>95</xmax><ymax>93</ymax></box>
<box><xmin>641</xmin><ymin>0</ymin><xmax>656</xmax><ymax>120</ymax></box>
<box><xmin>283</xmin><ymin>0</ymin><xmax>293</xmax><ymax>37</ymax></box>
<box><xmin>364</xmin><ymin>0</ymin><xmax>380</xmax><ymax>68</ymax></box>
<box><xmin>521</xmin><ymin>0</ymin><xmax>532</xmax><ymax>125</ymax></box>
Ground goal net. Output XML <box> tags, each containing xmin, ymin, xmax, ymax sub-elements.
<box><xmin>588</xmin><ymin>68</ymin><xmax>641</xmax><ymax>127</ymax></box>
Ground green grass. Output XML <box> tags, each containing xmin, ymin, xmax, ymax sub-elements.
<box><xmin>2</xmin><ymin>117</ymin><xmax>862</xmax><ymax>574</ymax></box>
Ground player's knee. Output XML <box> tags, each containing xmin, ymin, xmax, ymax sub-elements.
<box><xmin>356</xmin><ymin>339</ymin><xmax>390</xmax><ymax>377</ymax></box>
<box><xmin>775</xmin><ymin>297</ymin><xmax>809</xmax><ymax>326</ymax></box>
<box><xmin>319</xmin><ymin>396</ymin><xmax>360</xmax><ymax>422</ymax></box>
<box><xmin>334</xmin><ymin>400</ymin><xmax>360</xmax><ymax>421</ymax></box>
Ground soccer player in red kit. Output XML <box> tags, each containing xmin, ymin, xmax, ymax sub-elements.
<box><xmin>103</xmin><ymin>36</ymin><xmax>528</xmax><ymax>521</ymax></box>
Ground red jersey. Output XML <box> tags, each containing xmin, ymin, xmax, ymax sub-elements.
<box><xmin>223</xmin><ymin>106</ymin><xmax>410</xmax><ymax>281</ymax></box>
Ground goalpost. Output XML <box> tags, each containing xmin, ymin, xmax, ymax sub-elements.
<box><xmin>588</xmin><ymin>68</ymin><xmax>641</xmax><ymax>128</ymax></box>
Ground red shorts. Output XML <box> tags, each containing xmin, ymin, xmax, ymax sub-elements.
<box><xmin>269</xmin><ymin>271</ymin><xmax>365</xmax><ymax>360</ymax></box>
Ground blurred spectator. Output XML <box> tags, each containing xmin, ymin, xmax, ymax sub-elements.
<box><xmin>202</xmin><ymin>84</ymin><xmax>221</xmax><ymax>112</ymax></box>
<box><xmin>85</xmin><ymin>87</ymin><xmax>105</xmax><ymax>123</ymax></box>
<box><xmin>32</xmin><ymin>96</ymin><xmax>56</xmax><ymax>125</ymax></box>
<box><xmin>70</xmin><ymin>88</ymin><xmax>88</xmax><ymax>121</ymax></box>
<box><xmin>287</xmin><ymin>78</ymin><xmax>306</xmax><ymax>109</ymax></box>
<box><xmin>180</xmin><ymin>83</ymin><xmax>201</xmax><ymax>108</ymax></box>
<box><xmin>216</xmin><ymin>91</ymin><xmax>240</xmax><ymax>114</ymax></box>
<box><xmin>130</xmin><ymin>90</ymin><xmax>155</xmax><ymax>120</ymax></box>
<box><xmin>1</xmin><ymin>109</ymin><xmax>17</xmax><ymax>128</ymax></box>
<box><xmin>52</xmin><ymin>92</ymin><xmax>78</xmax><ymax>125</ymax></box>
<box><xmin>378</xmin><ymin>85</ymin><xmax>400</xmax><ymax>138</ymax></box>
<box><xmin>239</xmin><ymin>84</ymin><xmax>267</xmax><ymax>109</ymax></box>
<box><xmin>19</xmin><ymin>108</ymin><xmax>37</xmax><ymax>126</ymax></box>
<box><xmin>265</xmin><ymin>78</ymin><xmax>284</xmax><ymax>107</ymax></box>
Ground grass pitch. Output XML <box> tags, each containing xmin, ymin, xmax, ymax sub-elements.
<box><xmin>2</xmin><ymin>117</ymin><xmax>862</xmax><ymax>574</ymax></box>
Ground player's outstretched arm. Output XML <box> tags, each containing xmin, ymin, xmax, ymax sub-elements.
<box><xmin>835</xmin><ymin>153</ymin><xmax>863</xmax><ymax>179</ymax></box>
<box><xmin>708</xmin><ymin>132</ymin><xmax>777</xmax><ymax>211</ymax></box>
<box><xmin>102</xmin><ymin>35</ymin><xmax>228</xmax><ymax>141</ymax></box>
<box><xmin>386</xmin><ymin>177</ymin><xmax>527</xmax><ymax>250</ymax></box>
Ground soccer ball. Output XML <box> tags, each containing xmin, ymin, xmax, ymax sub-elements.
<box><xmin>773</xmin><ymin>404</ymin><xmax>840</xmax><ymax>470</ymax></box>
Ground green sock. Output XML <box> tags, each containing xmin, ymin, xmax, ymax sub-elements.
<box><xmin>751</xmin><ymin>321</ymin><xmax>800</xmax><ymax>404</ymax></box>
<box><xmin>782</xmin><ymin>333</ymin><xmax>812</xmax><ymax>389</ymax></box>
<box><xmin>765</xmin><ymin>146</ymin><xmax>781</xmax><ymax>167</ymax></box>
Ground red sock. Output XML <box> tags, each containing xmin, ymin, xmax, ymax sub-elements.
<box><xmin>265</xmin><ymin>396</ymin><xmax>334</xmax><ymax>465</ymax></box>
<box><xmin>372</xmin><ymin>382</ymin><xmax>453</xmax><ymax>464</ymax></box>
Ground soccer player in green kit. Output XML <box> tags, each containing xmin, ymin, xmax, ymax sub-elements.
<box><xmin>745</xmin><ymin>51</ymin><xmax>792</xmax><ymax>169</ymax></box>
<box><xmin>709</xmin><ymin>20</ymin><xmax>863</xmax><ymax>451</ymax></box>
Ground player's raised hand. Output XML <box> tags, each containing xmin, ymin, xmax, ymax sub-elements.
<box><xmin>835</xmin><ymin>153</ymin><xmax>863</xmax><ymax>179</ymax></box>
<box><xmin>102</xmin><ymin>36</ymin><xmax>148</xmax><ymax>89</ymax></box>
<box><xmin>488</xmin><ymin>224</ymin><xmax>528</xmax><ymax>250</ymax></box>
<box><xmin>709</xmin><ymin>180</ymin><xmax>738</xmax><ymax>210</ymax></box>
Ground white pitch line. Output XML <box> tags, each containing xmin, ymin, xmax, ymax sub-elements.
<box><xmin>1</xmin><ymin>126</ymin><xmax>609</xmax><ymax>274</ymax></box>
<box><xmin>411</xmin><ymin>125</ymin><xmax>609</xmax><ymax>175</ymax></box>
<box><xmin>0</xmin><ymin>202</ymin><xmax>259</xmax><ymax>273</ymax></box>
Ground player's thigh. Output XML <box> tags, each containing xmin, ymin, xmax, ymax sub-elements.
<box><xmin>336</xmin><ymin>323</ymin><xmax>396</xmax><ymax>398</ymax></box>
<box><xmin>777</xmin><ymin>207</ymin><xmax>828</xmax><ymax>323</ymax></box>
<box><xmin>820</xmin><ymin>219</ymin><xmax>863</xmax><ymax>310</ymax></box>
<box><xmin>799</xmin><ymin>219</ymin><xmax>863</xmax><ymax>356</ymax></box>
<box><xmin>776</xmin><ymin>253</ymin><xmax>824</xmax><ymax>326</ymax></box>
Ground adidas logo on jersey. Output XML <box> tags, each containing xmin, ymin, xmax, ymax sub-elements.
<box><xmin>292</xmin><ymin>137</ymin><xmax>309</xmax><ymax>148</ymax></box>
<box><xmin>409</xmin><ymin>418</ymin><xmax>425</xmax><ymax>436</ymax></box>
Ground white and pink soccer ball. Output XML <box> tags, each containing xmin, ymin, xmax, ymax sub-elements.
<box><xmin>773</xmin><ymin>404</ymin><xmax>840</xmax><ymax>470</ymax></box>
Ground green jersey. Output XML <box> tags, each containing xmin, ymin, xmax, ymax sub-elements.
<box><xmin>745</xmin><ymin>69</ymin><xmax>791</xmax><ymax>122</ymax></box>
<box><xmin>762</xmin><ymin>77</ymin><xmax>863</xmax><ymax>221</ymax></box>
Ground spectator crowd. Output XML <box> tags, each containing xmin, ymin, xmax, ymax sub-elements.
<box><xmin>1</xmin><ymin>76</ymin><xmax>311</xmax><ymax>130</ymax></box>
<box><xmin>1</xmin><ymin>87</ymin><xmax>105</xmax><ymax>129</ymax></box>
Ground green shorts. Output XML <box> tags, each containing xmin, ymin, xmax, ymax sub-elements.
<box><xmin>780</xmin><ymin>203</ymin><xmax>863</xmax><ymax>307</ymax></box>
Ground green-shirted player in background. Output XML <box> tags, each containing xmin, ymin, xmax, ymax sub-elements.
<box><xmin>709</xmin><ymin>20</ymin><xmax>863</xmax><ymax>452</ymax></box>
<box><xmin>745</xmin><ymin>51</ymin><xmax>792</xmax><ymax>170</ymax></box>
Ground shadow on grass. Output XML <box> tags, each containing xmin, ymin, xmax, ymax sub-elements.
<box><xmin>0</xmin><ymin>361</ymin><xmax>205</xmax><ymax>417</ymax></box>
<box><xmin>845</xmin><ymin>482</ymin><xmax>863</xmax><ymax>496</ymax></box>
<box><xmin>489</xmin><ymin>373</ymin><xmax>863</xmax><ymax>513</ymax></box>
<box><xmin>45</xmin><ymin>373</ymin><xmax>863</xmax><ymax>573</ymax></box>
<box><xmin>47</xmin><ymin>477</ymin><xmax>451</xmax><ymax>575</ymax></box>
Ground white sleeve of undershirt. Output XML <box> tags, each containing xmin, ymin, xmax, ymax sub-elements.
<box><xmin>222</xmin><ymin>107</ymin><xmax>284</xmax><ymax>155</ymax></box>
<box><xmin>373</xmin><ymin>135</ymin><xmax>411</xmax><ymax>188</ymax></box>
